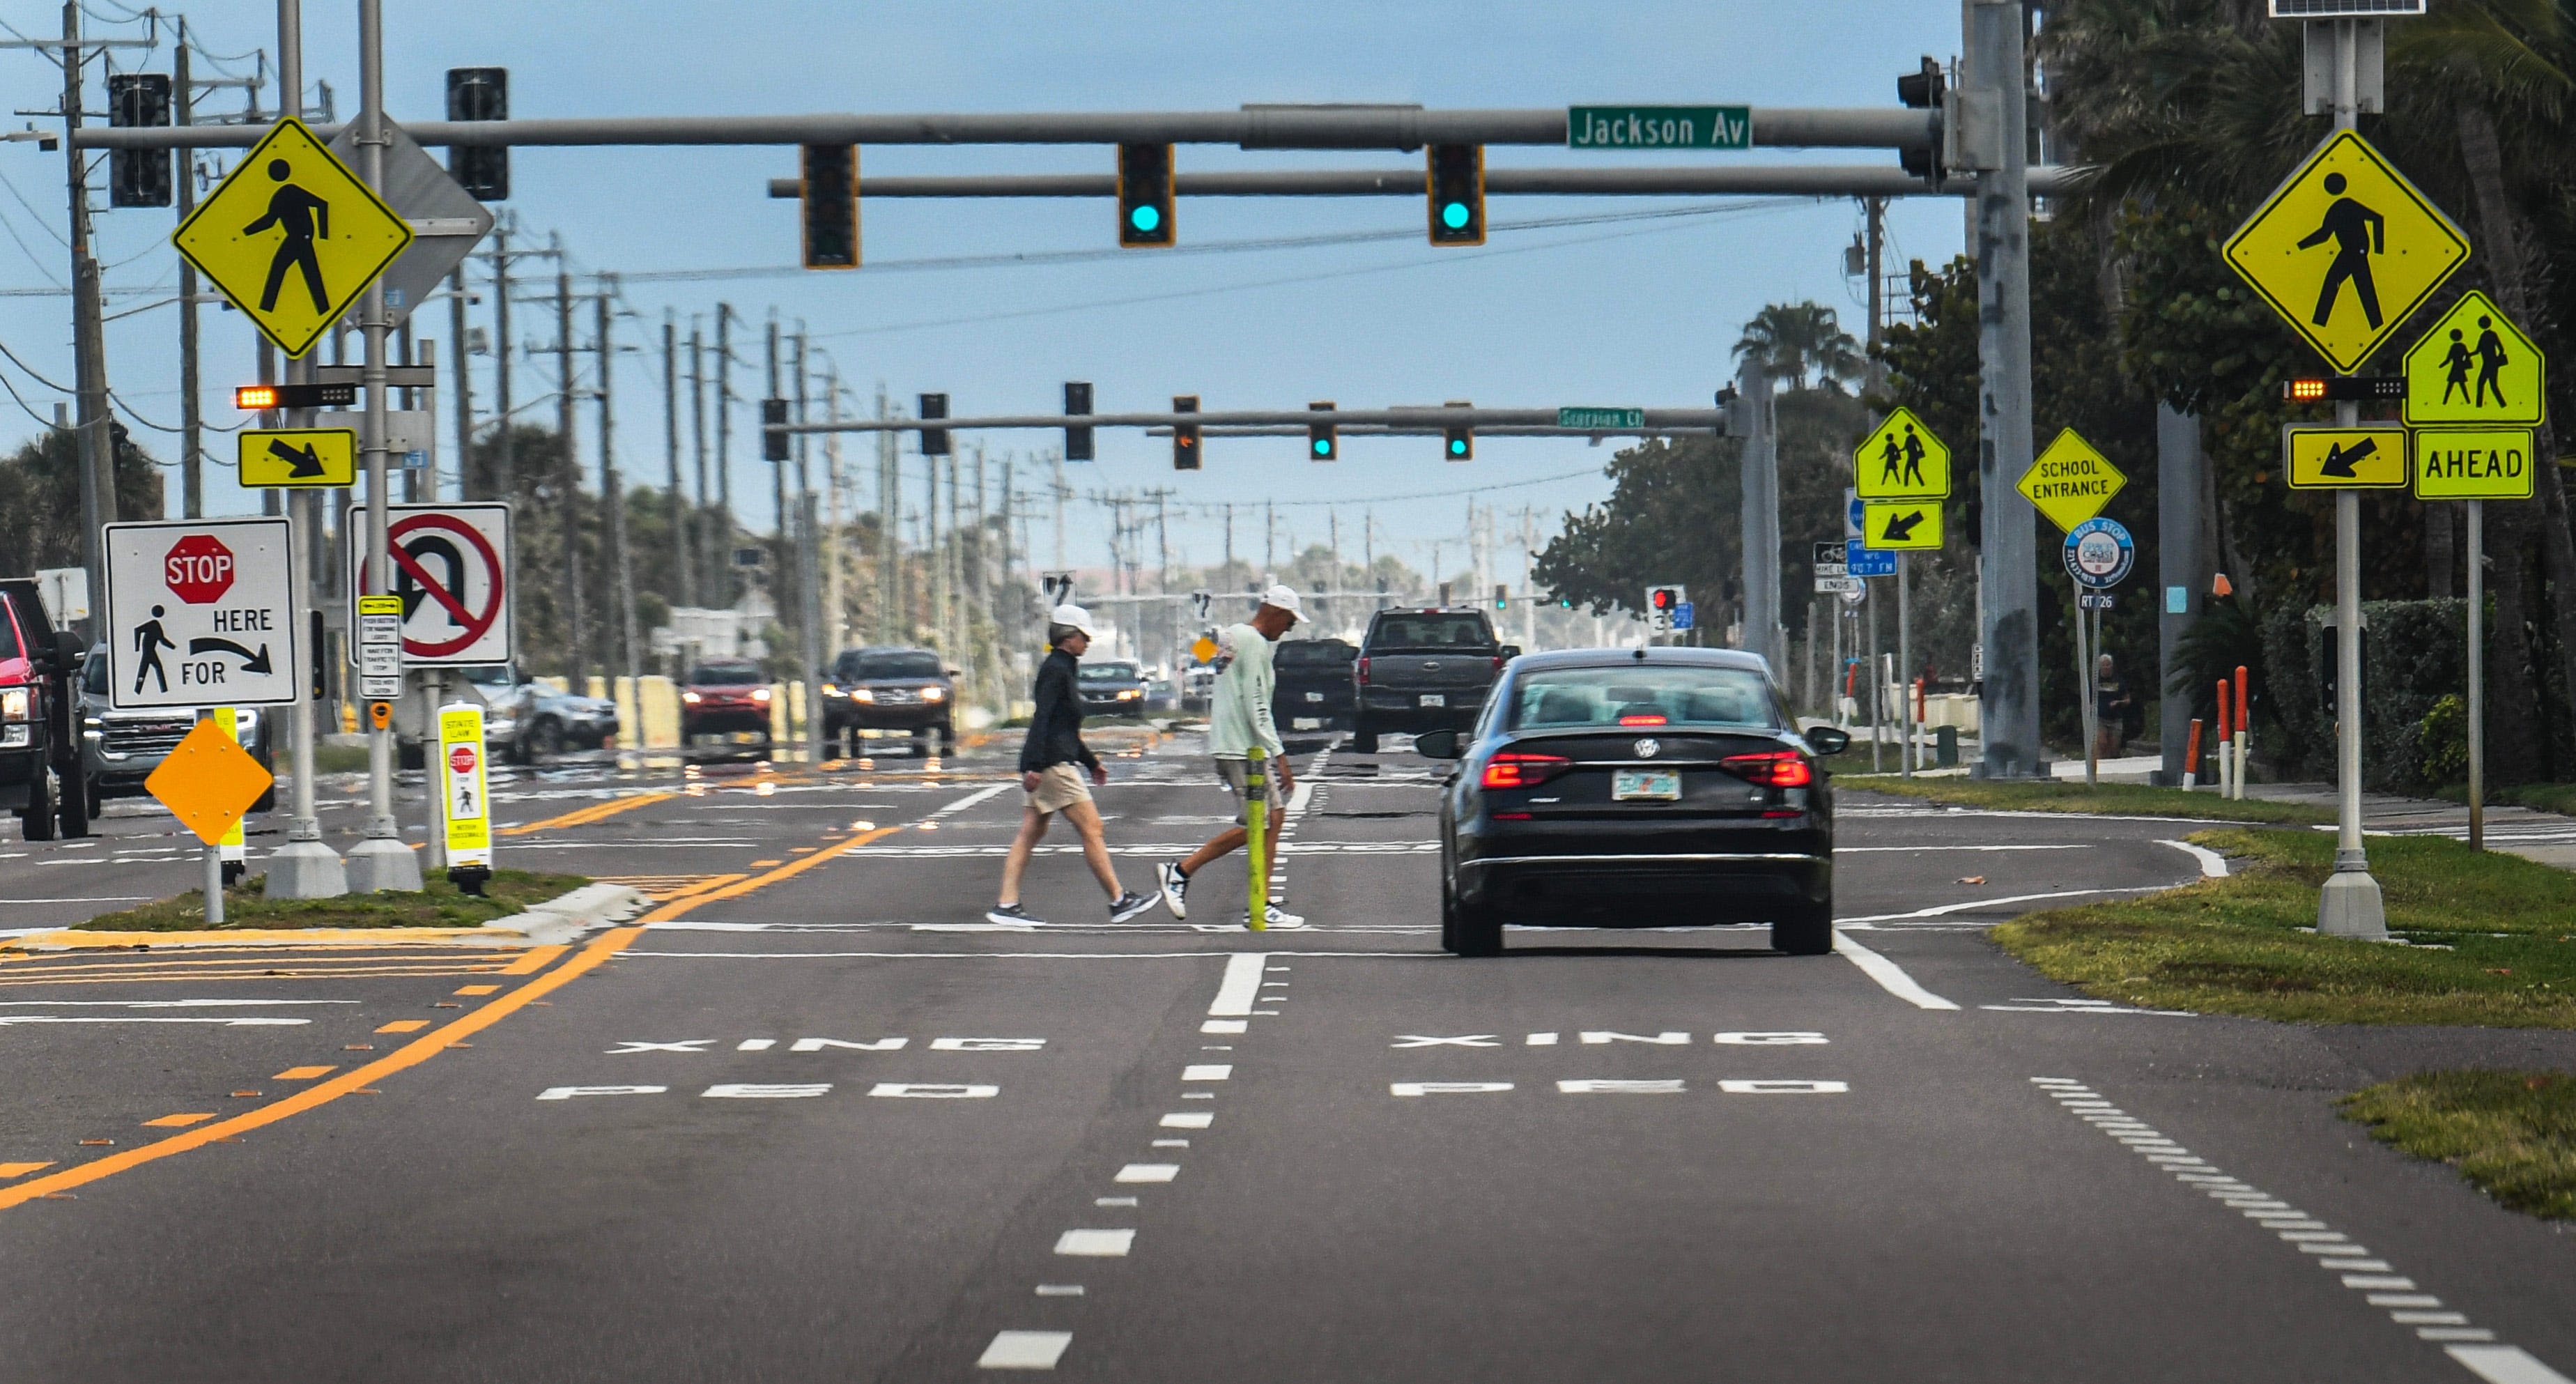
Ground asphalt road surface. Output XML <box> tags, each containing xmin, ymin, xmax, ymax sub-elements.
<box><xmin>3</xmin><ymin>732</ymin><xmax>2574</xmax><ymax>1383</ymax></box>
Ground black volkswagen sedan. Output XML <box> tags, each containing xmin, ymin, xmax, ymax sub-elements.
<box><xmin>1415</xmin><ymin>647</ymin><xmax>1849</xmax><ymax>958</ymax></box>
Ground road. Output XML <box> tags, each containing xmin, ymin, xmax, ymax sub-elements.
<box><xmin>3</xmin><ymin>732</ymin><xmax>2573</xmax><ymax>1383</ymax></box>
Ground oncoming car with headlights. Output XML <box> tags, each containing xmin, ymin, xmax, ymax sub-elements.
<box><xmin>679</xmin><ymin>659</ymin><xmax>775</xmax><ymax>758</ymax></box>
<box><xmin>820</xmin><ymin>646</ymin><xmax>956</xmax><ymax>757</ymax></box>
<box><xmin>1415</xmin><ymin>647</ymin><xmax>1849</xmax><ymax>958</ymax></box>
<box><xmin>1076</xmin><ymin>659</ymin><xmax>1150</xmax><ymax>718</ymax></box>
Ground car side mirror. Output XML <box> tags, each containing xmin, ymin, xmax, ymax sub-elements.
<box><xmin>49</xmin><ymin>631</ymin><xmax>83</xmax><ymax>676</ymax></box>
<box><xmin>1497</xmin><ymin>645</ymin><xmax>1522</xmax><ymax>660</ymax></box>
<box><xmin>946</xmin><ymin>668</ymin><xmax>962</xmax><ymax>678</ymax></box>
<box><xmin>1804</xmin><ymin>725</ymin><xmax>1851</xmax><ymax>756</ymax></box>
<box><xmin>1413</xmin><ymin>728</ymin><xmax>1463</xmax><ymax>760</ymax></box>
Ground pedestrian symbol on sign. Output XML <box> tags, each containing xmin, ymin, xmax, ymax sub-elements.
<box><xmin>245</xmin><ymin>158</ymin><xmax>332</xmax><ymax>314</ymax></box>
<box><xmin>132</xmin><ymin>606</ymin><xmax>175</xmax><ymax>695</ymax></box>
<box><xmin>2298</xmin><ymin>172</ymin><xmax>2384</xmax><ymax>332</ymax></box>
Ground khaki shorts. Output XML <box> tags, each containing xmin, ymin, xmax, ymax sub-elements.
<box><xmin>1214</xmin><ymin>758</ymin><xmax>1281</xmax><ymax>829</ymax></box>
<box><xmin>1026</xmin><ymin>763</ymin><xmax>1093</xmax><ymax>814</ymax></box>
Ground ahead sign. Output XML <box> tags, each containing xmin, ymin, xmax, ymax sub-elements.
<box><xmin>104</xmin><ymin>518</ymin><xmax>300</xmax><ymax>709</ymax></box>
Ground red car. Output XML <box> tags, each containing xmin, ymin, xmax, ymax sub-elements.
<box><xmin>679</xmin><ymin>660</ymin><xmax>774</xmax><ymax>758</ymax></box>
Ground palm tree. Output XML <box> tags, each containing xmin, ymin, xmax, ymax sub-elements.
<box><xmin>1734</xmin><ymin>302</ymin><xmax>1865</xmax><ymax>392</ymax></box>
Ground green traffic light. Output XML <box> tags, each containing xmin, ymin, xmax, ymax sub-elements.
<box><xmin>1442</xmin><ymin>201</ymin><xmax>1471</xmax><ymax>230</ymax></box>
<box><xmin>1130</xmin><ymin>204</ymin><xmax>1162</xmax><ymax>233</ymax></box>
<box><xmin>1312</xmin><ymin>438</ymin><xmax>1331</xmax><ymax>457</ymax></box>
<box><xmin>1449</xmin><ymin>438</ymin><xmax>1467</xmax><ymax>455</ymax></box>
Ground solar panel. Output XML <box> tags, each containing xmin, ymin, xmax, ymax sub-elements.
<box><xmin>2269</xmin><ymin>1</ymin><xmax>2424</xmax><ymax>16</ymax></box>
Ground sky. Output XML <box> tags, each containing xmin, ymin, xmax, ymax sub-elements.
<box><xmin>0</xmin><ymin>0</ymin><xmax>1970</xmax><ymax>590</ymax></box>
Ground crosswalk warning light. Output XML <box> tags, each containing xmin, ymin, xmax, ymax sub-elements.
<box><xmin>1444</xmin><ymin>401</ymin><xmax>1473</xmax><ymax>461</ymax></box>
<box><xmin>1065</xmin><ymin>381</ymin><xmax>1095</xmax><ymax>462</ymax></box>
<box><xmin>445</xmin><ymin>67</ymin><xmax>509</xmax><ymax>201</ymax></box>
<box><xmin>1119</xmin><ymin>143</ymin><xmax>1176</xmax><ymax>248</ymax></box>
<box><xmin>800</xmin><ymin>144</ymin><xmax>859</xmax><ymax>269</ymax></box>
<box><xmin>1173</xmin><ymin>394</ymin><xmax>1201</xmax><ymax>470</ymax></box>
<box><xmin>918</xmin><ymin>393</ymin><xmax>950</xmax><ymax>457</ymax></box>
<box><xmin>1309</xmin><ymin>401</ymin><xmax>1337</xmax><ymax>461</ymax></box>
<box><xmin>1427</xmin><ymin>144</ymin><xmax>1484</xmax><ymax>247</ymax></box>
<box><xmin>762</xmin><ymin>399</ymin><xmax>790</xmax><ymax>461</ymax></box>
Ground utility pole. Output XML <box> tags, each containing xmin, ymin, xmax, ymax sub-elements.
<box><xmin>1969</xmin><ymin>0</ymin><xmax>2043</xmax><ymax>780</ymax></box>
<box><xmin>599</xmin><ymin>280</ymin><xmax>638</xmax><ymax>684</ymax></box>
<box><xmin>448</xmin><ymin>267</ymin><xmax>471</xmax><ymax>500</ymax></box>
<box><xmin>715</xmin><ymin>302</ymin><xmax>736</xmax><ymax>604</ymax></box>
<box><xmin>824</xmin><ymin>367</ymin><xmax>847</xmax><ymax>654</ymax></box>
<box><xmin>1864</xmin><ymin>195</ymin><xmax>1886</xmax><ymax>398</ymax></box>
<box><xmin>1740</xmin><ymin>357</ymin><xmax>1781</xmax><ymax>670</ymax></box>
<box><xmin>794</xmin><ymin>328</ymin><xmax>821</xmax><ymax>763</ymax></box>
<box><xmin>689</xmin><ymin>320</ymin><xmax>709</xmax><ymax>608</ymax></box>
<box><xmin>489</xmin><ymin>218</ymin><xmax>514</xmax><ymax>502</ymax></box>
<box><xmin>878</xmin><ymin>385</ymin><xmax>899</xmax><ymax>642</ymax></box>
<box><xmin>58</xmin><ymin>1</ymin><xmax>116</xmax><ymax>626</ymax></box>
<box><xmin>665</xmin><ymin>312</ymin><xmax>693</xmax><ymax>610</ymax></box>
<box><xmin>174</xmin><ymin>20</ymin><xmax>202</xmax><ymax>519</ymax></box>
<box><xmin>766</xmin><ymin>314</ymin><xmax>787</xmax><ymax>579</ymax></box>
<box><xmin>1051</xmin><ymin>452</ymin><xmax>1068</xmax><ymax>573</ymax></box>
<box><xmin>555</xmin><ymin>252</ymin><xmax>585</xmax><ymax>690</ymax></box>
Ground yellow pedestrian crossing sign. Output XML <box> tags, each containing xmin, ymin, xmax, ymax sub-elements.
<box><xmin>2017</xmin><ymin>428</ymin><xmax>2127</xmax><ymax>533</ymax></box>
<box><xmin>2223</xmin><ymin>130</ymin><xmax>2469</xmax><ymax>374</ymax></box>
<box><xmin>237</xmin><ymin>427</ymin><xmax>356</xmax><ymax>487</ymax></box>
<box><xmin>1852</xmin><ymin>406</ymin><xmax>1950</xmax><ymax>500</ymax></box>
<box><xmin>172</xmin><ymin>116</ymin><xmax>412</xmax><ymax>360</ymax></box>
<box><xmin>2284</xmin><ymin>425</ymin><xmax>2409</xmax><ymax>489</ymax></box>
<box><xmin>2403</xmin><ymin>292</ymin><xmax>2545</xmax><ymax>428</ymax></box>
<box><xmin>1861</xmin><ymin>500</ymin><xmax>1942</xmax><ymax>551</ymax></box>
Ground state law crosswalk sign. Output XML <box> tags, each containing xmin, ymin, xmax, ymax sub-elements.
<box><xmin>172</xmin><ymin>117</ymin><xmax>412</xmax><ymax>359</ymax></box>
<box><xmin>2223</xmin><ymin>130</ymin><xmax>2469</xmax><ymax>374</ymax></box>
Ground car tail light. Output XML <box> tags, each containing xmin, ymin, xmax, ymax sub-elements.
<box><xmin>1617</xmin><ymin>713</ymin><xmax>1667</xmax><ymax>726</ymax></box>
<box><xmin>1481</xmin><ymin>752</ymin><xmax>1570</xmax><ymax>790</ymax></box>
<box><xmin>1492</xmin><ymin>654</ymin><xmax>1504</xmax><ymax>670</ymax></box>
<box><xmin>1720</xmin><ymin>749</ymin><xmax>1812</xmax><ymax>787</ymax></box>
<box><xmin>1357</xmin><ymin>656</ymin><xmax>1370</xmax><ymax>684</ymax></box>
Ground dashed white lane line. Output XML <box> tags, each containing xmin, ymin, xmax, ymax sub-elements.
<box><xmin>2159</xmin><ymin>838</ymin><xmax>2232</xmax><ymax>878</ymax></box>
<box><xmin>977</xmin><ymin>1330</ymin><xmax>1072</xmax><ymax>1370</ymax></box>
<box><xmin>1208</xmin><ymin>953</ymin><xmax>1266</xmax><ymax>1017</ymax></box>
<box><xmin>1052</xmin><ymin>1229</ymin><xmax>1134</xmax><ymax>1257</ymax></box>
<box><xmin>1113</xmin><ymin>1163</ymin><xmax>1178</xmax><ymax>1183</ymax></box>
<box><xmin>1159</xmin><ymin>1112</ymin><xmax>1212</xmax><ymax>1129</ymax></box>
<box><xmin>1181</xmin><ymin>1063</ymin><xmax>1232</xmax><ymax>1082</ymax></box>
<box><xmin>1832</xmin><ymin>930</ymin><xmax>1961</xmax><ymax>1011</ymax></box>
<box><xmin>2031</xmin><ymin>1077</ymin><xmax>2575</xmax><ymax>1383</ymax></box>
<box><xmin>932</xmin><ymin>783</ymin><xmax>1014</xmax><ymax>818</ymax></box>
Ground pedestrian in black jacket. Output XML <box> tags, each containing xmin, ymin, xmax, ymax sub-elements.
<box><xmin>991</xmin><ymin>604</ymin><xmax>1159</xmax><ymax>925</ymax></box>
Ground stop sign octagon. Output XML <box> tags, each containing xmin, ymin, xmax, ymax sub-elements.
<box><xmin>164</xmin><ymin>534</ymin><xmax>236</xmax><ymax>604</ymax></box>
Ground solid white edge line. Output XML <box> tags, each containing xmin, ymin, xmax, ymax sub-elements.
<box><xmin>1209</xmin><ymin>952</ymin><xmax>1266</xmax><ymax>1016</ymax></box>
<box><xmin>1833</xmin><ymin>930</ymin><xmax>1961</xmax><ymax>1010</ymax></box>
<box><xmin>2448</xmin><ymin>1346</ymin><xmax>2576</xmax><ymax>1384</ymax></box>
<box><xmin>2157</xmin><ymin>838</ymin><xmax>2231</xmax><ymax>878</ymax></box>
<box><xmin>1837</xmin><ymin>886</ymin><xmax>2165</xmax><ymax>924</ymax></box>
<box><xmin>936</xmin><ymin>782</ymin><xmax>1014</xmax><ymax>816</ymax></box>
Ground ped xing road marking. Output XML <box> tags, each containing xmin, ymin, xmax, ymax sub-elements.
<box><xmin>1208</xmin><ymin>952</ymin><xmax>1266</xmax><ymax>1016</ymax></box>
<box><xmin>1832</xmin><ymin>931</ymin><xmax>1961</xmax><ymax>1010</ymax></box>
<box><xmin>0</xmin><ymin>929</ymin><xmax>628</xmax><ymax>1212</ymax></box>
<box><xmin>2032</xmin><ymin>1078</ymin><xmax>2575</xmax><ymax>1381</ymax></box>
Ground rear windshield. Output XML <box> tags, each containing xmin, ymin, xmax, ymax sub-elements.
<box><xmin>1079</xmin><ymin>662</ymin><xmax>1140</xmax><ymax>682</ymax></box>
<box><xmin>1370</xmin><ymin>615</ymin><xmax>1493</xmax><ymax>649</ymax></box>
<box><xmin>841</xmin><ymin>651</ymin><xmax>941</xmax><ymax>679</ymax></box>
<box><xmin>84</xmin><ymin>649</ymin><xmax>107</xmax><ymax>693</ymax></box>
<box><xmin>1275</xmin><ymin>641</ymin><xmax>1355</xmax><ymax>668</ymax></box>
<box><xmin>688</xmin><ymin>664</ymin><xmax>767</xmax><ymax>686</ymax></box>
<box><xmin>1504</xmin><ymin>666</ymin><xmax>1779</xmax><ymax>731</ymax></box>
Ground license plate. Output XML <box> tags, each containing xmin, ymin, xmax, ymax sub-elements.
<box><xmin>1292</xmin><ymin>717</ymin><xmax>1321</xmax><ymax>730</ymax></box>
<box><xmin>1304</xmin><ymin>691</ymin><xmax>1325</xmax><ymax>702</ymax></box>
<box><xmin>1612</xmin><ymin>769</ymin><xmax>1682</xmax><ymax>801</ymax></box>
<box><xmin>1419</xmin><ymin>693</ymin><xmax>1446</xmax><ymax>707</ymax></box>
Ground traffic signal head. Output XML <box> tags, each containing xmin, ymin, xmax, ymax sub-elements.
<box><xmin>1173</xmin><ymin>394</ymin><xmax>1201</xmax><ymax>470</ymax></box>
<box><xmin>1118</xmin><ymin>143</ymin><xmax>1176</xmax><ymax>248</ymax></box>
<box><xmin>445</xmin><ymin>67</ymin><xmax>509</xmax><ymax>201</ymax></box>
<box><xmin>1064</xmin><ymin>381</ymin><xmax>1095</xmax><ymax>462</ymax></box>
<box><xmin>762</xmin><ymin>398</ymin><xmax>790</xmax><ymax>461</ymax></box>
<box><xmin>1896</xmin><ymin>56</ymin><xmax>1946</xmax><ymax>187</ymax></box>
<box><xmin>1493</xmin><ymin>583</ymin><xmax>1509</xmax><ymax>610</ymax></box>
<box><xmin>1309</xmin><ymin>401</ymin><xmax>1336</xmax><ymax>461</ymax></box>
<box><xmin>918</xmin><ymin>392</ymin><xmax>950</xmax><ymax>456</ymax></box>
<box><xmin>1426</xmin><ymin>144</ymin><xmax>1484</xmax><ymax>247</ymax></box>
<box><xmin>800</xmin><ymin>144</ymin><xmax>859</xmax><ymax>269</ymax></box>
<box><xmin>106</xmin><ymin>73</ymin><xmax>171</xmax><ymax>208</ymax></box>
<box><xmin>1444</xmin><ymin>400</ymin><xmax>1472</xmax><ymax>461</ymax></box>
<box><xmin>1648</xmin><ymin>585</ymin><xmax>1685</xmax><ymax>611</ymax></box>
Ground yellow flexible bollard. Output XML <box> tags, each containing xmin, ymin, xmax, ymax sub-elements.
<box><xmin>1245</xmin><ymin>746</ymin><xmax>1267</xmax><ymax>932</ymax></box>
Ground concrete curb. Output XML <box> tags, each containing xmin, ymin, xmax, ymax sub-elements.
<box><xmin>3</xmin><ymin>882</ymin><xmax>652</xmax><ymax>952</ymax></box>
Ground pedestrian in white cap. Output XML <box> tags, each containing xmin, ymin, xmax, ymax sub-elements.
<box><xmin>990</xmin><ymin>604</ymin><xmax>1159</xmax><ymax>925</ymax></box>
<box><xmin>1159</xmin><ymin>584</ymin><xmax>1306</xmax><ymax>928</ymax></box>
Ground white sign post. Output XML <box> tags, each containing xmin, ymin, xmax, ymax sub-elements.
<box><xmin>102</xmin><ymin>518</ymin><xmax>300</xmax><ymax>709</ymax></box>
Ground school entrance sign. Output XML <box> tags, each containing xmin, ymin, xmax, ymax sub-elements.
<box><xmin>101</xmin><ymin>518</ymin><xmax>300</xmax><ymax>710</ymax></box>
<box><xmin>170</xmin><ymin>116</ymin><xmax>414</xmax><ymax>360</ymax></box>
<box><xmin>2222</xmin><ymin>129</ymin><xmax>2469</xmax><ymax>374</ymax></box>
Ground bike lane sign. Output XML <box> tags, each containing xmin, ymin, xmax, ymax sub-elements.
<box><xmin>102</xmin><ymin>518</ymin><xmax>300</xmax><ymax>710</ymax></box>
<box><xmin>348</xmin><ymin>502</ymin><xmax>514</xmax><ymax>667</ymax></box>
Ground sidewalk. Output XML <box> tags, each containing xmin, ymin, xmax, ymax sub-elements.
<box><xmin>2239</xmin><ymin>782</ymin><xmax>2576</xmax><ymax>869</ymax></box>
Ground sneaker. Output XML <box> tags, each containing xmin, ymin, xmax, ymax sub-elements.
<box><xmin>986</xmin><ymin>903</ymin><xmax>1042</xmax><ymax>925</ymax></box>
<box><xmin>1242</xmin><ymin>902</ymin><xmax>1306</xmax><ymax>930</ymax></box>
<box><xmin>1108</xmin><ymin>890</ymin><xmax>1160</xmax><ymax>923</ymax></box>
<box><xmin>1157</xmin><ymin>862</ymin><xmax>1191</xmax><ymax>920</ymax></box>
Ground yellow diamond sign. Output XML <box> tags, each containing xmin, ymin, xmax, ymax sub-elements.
<box><xmin>2223</xmin><ymin>130</ymin><xmax>2469</xmax><ymax>374</ymax></box>
<box><xmin>172</xmin><ymin>116</ymin><xmax>413</xmax><ymax>360</ymax></box>
<box><xmin>2017</xmin><ymin>428</ymin><xmax>2128</xmax><ymax>533</ymax></box>
<box><xmin>146</xmin><ymin>718</ymin><xmax>275</xmax><ymax>846</ymax></box>
<box><xmin>2403</xmin><ymin>291</ymin><xmax>2545</xmax><ymax>428</ymax></box>
<box><xmin>1852</xmin><ymin>406</ymin><xmax>1950</xmax><ymax>500</ymax></box>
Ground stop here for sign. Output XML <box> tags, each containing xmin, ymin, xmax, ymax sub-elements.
<box><xmin>102</xmin><ymin>517</ymin><xmax>300</xmax><ymax>710</ymax></box>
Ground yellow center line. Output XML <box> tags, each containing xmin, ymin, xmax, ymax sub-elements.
<box><xmin>0</xmin><ymin>926</ymin><xmax>638</xmax><ymax>1213</ymax></box>
<box><xmin>498</xmin><ymin>791</ymin><xmax>677</xmax><ymax>836</ymax></box>
<box><xmin>638</xmin><ymin>826</ymin><xmax>904</xmax><ymax>923</ymax></box>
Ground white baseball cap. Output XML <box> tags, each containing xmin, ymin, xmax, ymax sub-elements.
<box><xmin>1260</xmin><ymin>584</ymin><xmax>1305</xmax><ymax>619</ymax></box>
<box><xmin>1049</xmin><ymin>603</ymin><xmax>1097</xmax><ymax>638</ymax></box>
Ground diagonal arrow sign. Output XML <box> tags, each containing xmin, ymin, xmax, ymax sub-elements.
<box><xmin>266</xmin><ymin>436</ymin><xmax>325</xmax><ymax>478</ymax></box>
<box><xmin>2320</xmin><ymin>436</ymin><xmax>2375</xmax><ymax>478</ymax></box>
<box><xmin>1880</xmin><ymin>509</ymin><xmax>1925</xmax><ymax>542</ymax></box>
<box><xmin>185</xmin><ymin>637</ymin><xmax>272</xmax><ymax>675</ymax></box>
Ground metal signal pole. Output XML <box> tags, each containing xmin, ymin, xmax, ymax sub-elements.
<box><xmin>1969</xmin><ymin>0</ymin><xmax>2044</xmax><ymax>780</ymax></box>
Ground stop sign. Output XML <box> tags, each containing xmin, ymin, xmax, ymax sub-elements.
<box><xmin>163</xmin><ymin>534</ymin><xmax>236</xmax><ymax>604</ymax></box>
<box><xmin>448</xmin><ymin>744</ymin><xmax>478</xmax><ymax>776</ymax></box>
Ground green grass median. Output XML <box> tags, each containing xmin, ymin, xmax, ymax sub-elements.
<box><xmin>2340</xmin><ymin>1070</ymin><xmax>2576</xmax><ymax>1220</ymax></box>
<box><xmin>1991</xmin><ymin>828</ymin><xmax>2576</xmax><ymax>1026</ymax></box>
<box><xmin>1838</xmin><ymin>773</ymin><xmax>2334</xmax><ymax>826</ymax></box>
<box><xmin>72</xmin><ymin>868</ymin><xmax>592</xmax><ymax>932</ymax></box>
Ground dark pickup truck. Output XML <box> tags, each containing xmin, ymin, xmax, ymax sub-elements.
<box><xmin>0</xmin><ymin>578</ymin><xmax>89</xmax><ymax>840</ymax></box>
<box><xmin>1274</xmin><ymin>637</ymin><xmax>1357</xmax><ymax>735</ymax></box>
<box><xmin>1350</xmin><ymin>609</ymin><xmax>1518</xmax><ymax>753</ymax></box>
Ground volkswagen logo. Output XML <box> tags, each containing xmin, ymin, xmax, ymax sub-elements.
<box><xmin>1633</xmin><ymin>737</ymin><xmax>1660</xmax><ymax>758</ymax></box>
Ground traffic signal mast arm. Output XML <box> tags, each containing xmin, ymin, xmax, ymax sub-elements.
<box><xmin>764</xmin><ymin>405</ymin><xmax>1730</xmax><ymax>438</ymax></box>
<box><xmin>759</xmin><ymin>165</ymin><xmax>2078</xmax><ymax>200</ymax></box>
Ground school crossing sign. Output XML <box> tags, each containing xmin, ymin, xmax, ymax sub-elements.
<box><xmin>2403</xmin><ymin>292</ymin><xmax>2544</xmax><ymax>428</ymax></box>
<box><xmin>1851</xmin><ymin>407</ymin><xmax>1951</xmax><ymax>501</ymax></box>
<box><xmin>2223</xmin><ymin>130</ymin><xmax>2469</xmax><ymax>374</ymax></box>
<box><xmin>171</xmin><ymin>116</ymin><xmax>413</xmax><ymax>360</ymax></box>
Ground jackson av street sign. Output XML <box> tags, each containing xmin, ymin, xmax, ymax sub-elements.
<box><xmin>1567</xmin><ymin>106</ymin><xmax>1751</xmax><ymax>151</ymax></box>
